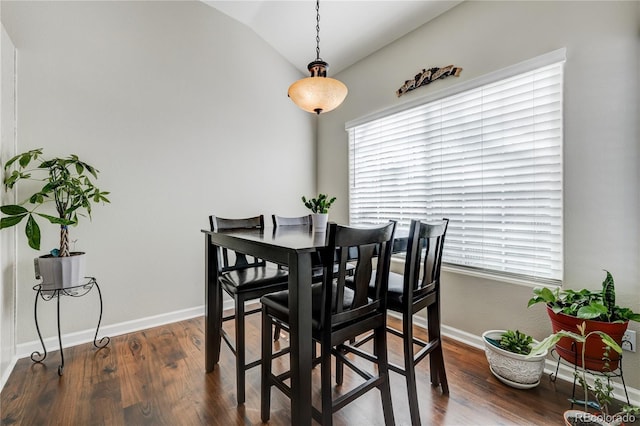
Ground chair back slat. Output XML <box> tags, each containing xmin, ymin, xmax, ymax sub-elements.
<box><xmin>404</xmin><ymin>218</ymin><xmax>448</xmax><ymax>304</ymax></box>
<box><xmin>210</xmin><ymin>215</ymin><xmax>264</xmax><ymax>231</ymax></box>
<box><xmin>209</xmin><ymin>215</ymin><xmax>267</xmax><ymax>272</ymax></box>
<box><xmin>349</xmin><ymin>244</ymin><xmax>375</xmax><ymax>308</ymax></box>
<box><xmin>321</xmin><ymin>221</ymin><xmax>396</xmax><ymax>329</ymax></box>
<box><xmin>272</xmin><ymin>214</ymin><xmax>312</xmax><ymax>227</ymax></box>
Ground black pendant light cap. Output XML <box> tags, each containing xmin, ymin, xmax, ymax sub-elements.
<box><xmin>307</xmin><ymin>60</ymin><xmax>329</xmax><ymax>77</ymax></box>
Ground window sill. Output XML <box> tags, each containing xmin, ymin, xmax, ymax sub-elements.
<box><xmin>441</xmin><ymin>264</ymin><xmax>560</xmax><ymax>289</ymax></box>
<box><xmin>390</xmin><ymin>256</ymin><xmax>560</xmax><ymax>289</ymax></box>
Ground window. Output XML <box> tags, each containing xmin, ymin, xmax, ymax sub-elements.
<box><xmin>347</xmin><ymin>50</ymin><xmax>564</xmax><ymax>284</ymax></box>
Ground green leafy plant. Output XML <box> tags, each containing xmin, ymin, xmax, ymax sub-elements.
<box><xmin>497</xmin><ymin>330</ymin><xmax>533</xmax><ymax>355</ymax></box>
<box><xmin>301</xmin><ymin>193</ymin><xmax>336</xmax><ymax>214</ymax></box>
<box><xmin>529</xmin><ymin>323</ymin><xmax>638</xmax><ymax>425</ymax></box>
<box><xmin>528</xmin><ymin>270</ymin><xmax>640</xmax><ymax>323</ymax></box>
<box><xmin>1</xmin><ymin>148</ymin><xmax>110</xmax><ymax>256</ymax></box>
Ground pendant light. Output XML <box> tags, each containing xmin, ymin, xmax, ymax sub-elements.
<box><xmin>288</xmin><ymin>0</ymin><xmax>348</xmax><ymax>115</ymax></box>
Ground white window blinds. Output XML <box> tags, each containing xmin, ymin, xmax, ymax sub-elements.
<box><xmin>347</xmin><ymin>54</ymin><xmax>564</xmax><ymax>284</ymax></box>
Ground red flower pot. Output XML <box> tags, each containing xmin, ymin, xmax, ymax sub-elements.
<box><xmin>546</xmin><ymin>305</ymin><xmax>628</xmax><ymax>371</ymax></box>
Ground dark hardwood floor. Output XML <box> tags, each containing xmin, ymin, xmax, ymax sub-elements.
<box><xmin>0</xmin><ymin>309</ymin><xmax>629</xmax><ymax>425</ymax></box>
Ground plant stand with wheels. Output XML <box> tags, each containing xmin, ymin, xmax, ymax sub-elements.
<box><xmin>31</xmin><ymin>277</ymin><xmax>110</xmax><ymax>376</ymax></box>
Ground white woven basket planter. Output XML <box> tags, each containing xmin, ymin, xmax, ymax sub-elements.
<box><xmin>482</xmin><ymin>330</ymin><xmax>547</xmax><ymax>389</ymax></box>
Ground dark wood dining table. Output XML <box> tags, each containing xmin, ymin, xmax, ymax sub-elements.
<box><xmin>202</xmin><ymin>224</ymin><xmax>407</xmax><ymax>425</ymax></box>
<box><xmin>202</xmin><ymin>225</ymin><xmax>326</xmax><ymax>425</ymax></box>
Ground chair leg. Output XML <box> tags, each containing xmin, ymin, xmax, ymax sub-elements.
<box><xmin>321</xmin><ymin>335</ymin><xmax>333</xmax><ymax>426</ymax></box>
<box><xmin>235</xmin><ymin>296</ymin><xmax>246</xmax><ymax>404</ymax></box>
<box><xmin>335</xmin><ymin>344</ymin><xmax>345</xmax><ymax>385</ymax></box>
<box><xmin>261</xmin><ymin>306</ymin><xmax>272</xmax><ymax>422</ymax></box>
<box><xmin>375</xmin><ymin>325</ymin><xmax>396</xmax><ymax>426</ymax></box>
<box><xmin>403</xmin><ymin>313</ymin><xmax>421</xmax><ymax>426</ymax></box>
<box><xmin>432</xmin><ymin>346</ymin><xmax>449</xmax><ymax>395</ymax></box>
<box><xmin>212</xmin><ymin>283</ymin><xmax>224</xmax><ymax>367</ymax></box>
<box><xmin>273</xmin><ymin>324</ymin><xmax>282</xmax><ymax>341</ymax></box>
<box><xmin>427</xmin><ymin>305</ymin><xmax>449</xmax><ymax>394</ymax></box>
<box><xmin>337</xmin><ymin>335</ymin><xmax>366</xmax><ymax>384</ymax></box>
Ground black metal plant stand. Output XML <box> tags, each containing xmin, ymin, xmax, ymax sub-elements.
<box><xmin>31</xmin><ymin>277</ymin><xmax>110</xmax><ymax>376</ymax></box>
<box><xmin>549</xmin><ymin>340</ymin><xmax>630</xmax><ymax>409</ymax></box>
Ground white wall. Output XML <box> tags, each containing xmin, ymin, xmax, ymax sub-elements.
<box><xmin>320</xmin><ymin>1</ymin><xmax>640</xmax><ymax>389</ymax></box>
<box><xmin>1</xmin><ymin>1</ymin><xmax>316</xmax><ymax>350</ymax></box>
<box><xmin>0</xmin><ymin>21</ymin><xmax>17</xmax><ymax>387</ymax></box>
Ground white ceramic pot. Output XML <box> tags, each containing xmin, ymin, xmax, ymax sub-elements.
<box><xmin>482</xmin><ymin>329</ymin><xmax>547</xmax><ymax>389</ymax></box>
<box><xmin>312</xmin><ymin>213</ymin><xmax>328</xmax><ymax>232</ymax></box>
<box><xmin>34</xmin><ymin>252</ymin><xmax>86</xmax><ymax>289</ymax></box>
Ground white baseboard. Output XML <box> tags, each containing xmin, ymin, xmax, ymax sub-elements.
<box><xmin>441</xmin><ymin>323</ymin><xmax>485</xmax><ymax>350</ymax></box>
<box><xmin>8</xmin><ymin>304</ymin><xmax>640</xmax><ymax>407</ymax></box>
<box><xmin>15</xmin><ymin>305</ymin><xmax>205</xmax><ymax>359</ymax></box>
<box><xmin>0</xmin><ymin>356</ymin><xmax>18</xmax><ymax>392</ymax></box>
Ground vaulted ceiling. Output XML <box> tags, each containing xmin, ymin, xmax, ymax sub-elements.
<box><xmin>204</xmin><ymin>1</ymin><xmax>462</xmax><ymax>75</ymax></box>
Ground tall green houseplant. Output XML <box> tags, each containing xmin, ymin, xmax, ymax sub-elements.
<box><xmin>1</xmin><ymin>148</ymin><xmax>110</xmax><ymax>256</ymax></box>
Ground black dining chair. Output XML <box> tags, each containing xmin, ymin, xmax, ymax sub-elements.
<box><xmin>260</xmin><ymin>221</ymin><xmax>397</xmax><ymax>426</ymax></box>
<box><xmin>208</xmin><ymin>214</ymin><xmax>290</xmax><ymax>405</ymax></box>
<box><xmin>269</xmin><ymin>214</ymin><xmax>312</xmax><ymax>341</ymax></box>
<box><xmin>271</xmin><ymin>214</ymin><xmax>357</xmax><ymax>277</ymax></box>
<box><xmin>272</xmin><ymin>213</ymin><xmax>357</xmax><ymax>289</ymax></box>
<box><xmin>270</xmin><ymin>214</ymin><xmax>357</xmax><ymax>344</ymax></box>
<box><xmin>350</xmin><ymin>218</ymin><xmax>449</xmax><ymax>425</ymax></box>
<box><xmin>391</xmin><ymin>218</ymin><xmax>449</xmax><ymax>426</ymax></box>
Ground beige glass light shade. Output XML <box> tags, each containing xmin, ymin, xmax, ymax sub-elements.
<box><xmin>288</xmin><ymin>76</ymin><xmax>348</xmax><ymax>114</ymax></box>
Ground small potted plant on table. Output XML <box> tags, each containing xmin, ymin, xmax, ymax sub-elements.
<box><xmin>1</xmin><ymin>148</ymin><xmax>110</xmax><ymax>288</ymax></box>
<box><xmin>482</xmin><ymin>329</ymin><xmax>547</xmax><ymax>388</ymax></box>
<box><xmin>301</xmin><ymin>193</ymin><xmax>336</xmax><ymax>232</ymax></box>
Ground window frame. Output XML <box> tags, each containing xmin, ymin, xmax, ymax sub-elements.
<box><xmin>346</xmin><ymin>49</ymin><xmax>566</xmax><ymax>286</ymax></box>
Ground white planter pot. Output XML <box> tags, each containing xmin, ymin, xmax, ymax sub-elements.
<box><xmin>35</xmin><ymin>252</ymin><xmax>86</xmax><ymax>289</ymax></box>
<box><xmin>311</xmin><ymin>213</ymin><xmax>328</xmax><ymax>232</ymax></box>
<box><xmin>482</xmin><ymin>330</ymin><xmax>547</xmax><ymax>389</ymax></box>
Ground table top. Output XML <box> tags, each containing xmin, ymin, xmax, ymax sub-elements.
<box><xmin>203</xmin><ymin>225</ymin><xmax>327</xmax><ymax>249</ymax></box>
<box><xmin>202</xmin><ymin>224</ymin><xmax>408</xmax><ymax>257</ymax></box>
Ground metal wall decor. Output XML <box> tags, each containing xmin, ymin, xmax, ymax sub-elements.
<box><xmin>396</xmin><ymin>64</ymin><xmax>463</xmax><ymax>97</ymax></box>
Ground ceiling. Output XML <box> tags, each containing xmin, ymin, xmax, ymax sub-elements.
<box><xmin>203</xmin><ymin>1</ymin><xmax>463</xmax><ymax>75</ymax></box>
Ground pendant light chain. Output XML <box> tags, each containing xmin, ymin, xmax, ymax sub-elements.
<box><xmin>315</xmin><ymin>0</ymin><xmax>321</xmax><ymax>61</ymax></box>
<box><xmin>287</xmin><ymin>0</ymin><xmax>348</xmax><ymax>114</ymax></box>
